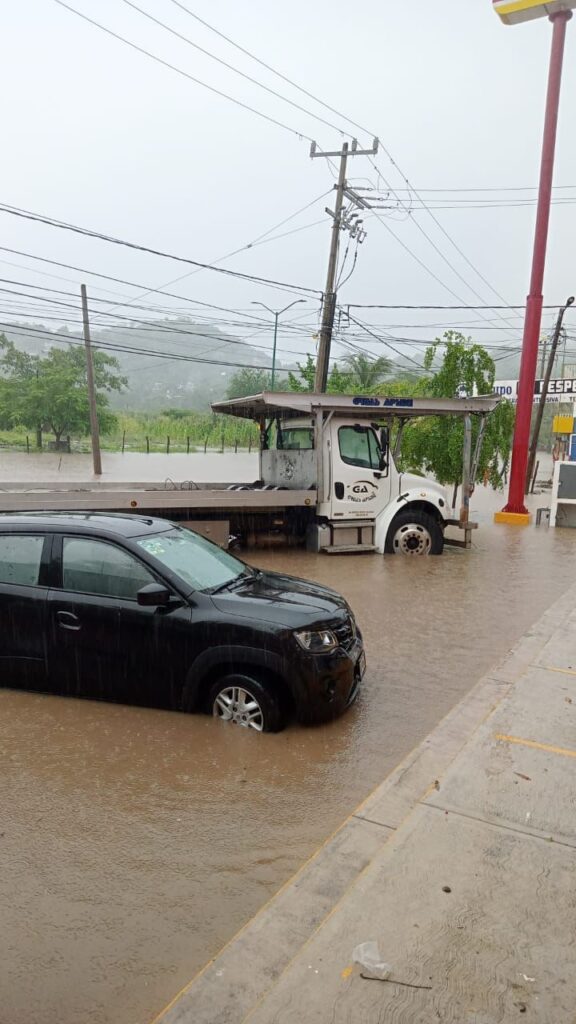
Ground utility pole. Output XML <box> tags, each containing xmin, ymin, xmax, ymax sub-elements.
<box><xmin>80</xmin><ymin>284</ymin><xmax>102</xmax><ymax>476</ymax></box>
<box><xmin>310</xmin><ymin>137</ymin><xmax>379</xmax><ymax>392</ymax></box>
<box><xmin>539</xmin><ymin>334</ymin><xmax>548</xmax><ymax>377</ymax></box>
<box><xmin>526</xmin><ymin>295</ymin><xmax>574</xmax><ymax>491</ymax></box>
<box><xmin>251</xmin><ymin>299</ymin><xmax>304</xmax><ymax>388</ymax></box>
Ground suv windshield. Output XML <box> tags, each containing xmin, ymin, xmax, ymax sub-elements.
<box><xmin>136</xmin><ymin>527</ymin><xmax>250</xmax><ymax>593</ymax></box>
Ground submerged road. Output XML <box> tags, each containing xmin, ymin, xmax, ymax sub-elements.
<box><xmin>0</xmin><ymin>478</ymin><xmax>571</xmax><ymax>1024</ymax></box>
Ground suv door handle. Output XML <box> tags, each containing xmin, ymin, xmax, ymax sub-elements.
<box><xmin>57</xmin><ymin>610</ymin><xmax>81</xmax><ymax>631</ymax></box>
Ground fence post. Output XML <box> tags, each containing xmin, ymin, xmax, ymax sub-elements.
<box><xmin>187</xmin><ymin>435</ymin><xmax>190</xmax><ymax>454</ymax></box>
<box><xmin>221</xmin><ymin>431</ymin><xmax>225</xmax><ymax>453</ymax></box>
<box><xmin>248</xmin><ymin>436</ymin><xmax>252</xmax><ymax>453</ymax></box>
<box><xmin>234</xmin><ymin>436</ymin><xmax>238</xmax><ymax>453</ymax></box>
<box><xmin>26</xmin><ymin>435</ymin><xmax>30</xmax><ymax>454</ymax></box>
<box><xmin>146</xmin><ymin>435</ymin><xmax>150</xmax><ymax>454</ymax></box>
<box><xmin>167</xmin><ymin>435</ymin><xmax>170</xmax><ymax>455</ymax></box>
<box><xmin>122</xmin><ymin>430</ymin><xmax>126</xmax><ymax>454</ymax></box>
<box><xmin>204</xmin><ymin>435</ymin><xmax>209</xmax><ymax>453</ymax></box>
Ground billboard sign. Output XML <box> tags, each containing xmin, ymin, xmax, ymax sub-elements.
<box><xmin>495</xmin><ymin>378</ymin><xmax>576</xmax><ymax>403</ymax></box>
<box><xmin>493</xmin><ymin>1</ymin><xmax>576</xmax><ymax>25</ymax></box>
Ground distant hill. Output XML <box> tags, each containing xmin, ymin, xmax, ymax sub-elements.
<box><xmin>1</xmin><ymin>318</ymin><xmax>283</xmax><ymax>411</ymax></box>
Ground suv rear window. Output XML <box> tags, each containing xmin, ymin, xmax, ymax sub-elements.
<box><xmin>0</xmin><ymin>535</ymin><xmax>45</xmax><ymax>586</ymax></box>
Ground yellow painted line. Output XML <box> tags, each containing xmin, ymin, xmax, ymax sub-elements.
<box><xmin>536</xmin><ymin>664</ymin><xmax>576</xmax><ymax>678</ymax></box>
<box><xmin>496</xmin><ymin>733</ymin><xmax>576</xmax><ymax>759</ymax></box>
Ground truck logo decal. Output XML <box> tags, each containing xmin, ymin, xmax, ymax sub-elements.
<box><xmin>346</xmin><ymin>480</ymin><xmax>378</xmax><ymax>503</ymax></box>
<box><xmin>352</xmin><ymin>396</ymin><xmax>414</xmax><ymax>408</ymax></box>
<box><xmin>352</xmin><ymin>396</ymin><xmax>380</xmax><ymax>407</ymax></box>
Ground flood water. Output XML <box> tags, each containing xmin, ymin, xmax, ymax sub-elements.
<box><xmin>0</xmin><ymin>450</ymin><xmax>258</xmax><ymax>484</ymax></box>
<box><xmin>0</xmin><ymin>478</ymin><xmax>573</xmax><ymax>1024</ymax></box>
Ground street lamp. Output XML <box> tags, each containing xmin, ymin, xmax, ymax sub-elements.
<box><xmin>251</xmin><ymin>299</ymin><xmax>305</xmax><ymax>389</ymax></box>
<box><xmin>493</xmin><ymin>1</ymin><xmax>575</xmax><ymax>523</ymax></box>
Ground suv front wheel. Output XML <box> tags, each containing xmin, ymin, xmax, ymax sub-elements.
<box><xmin>207</xmin><ymin>673</ymin><xmax>285</xmax><ymax>733</ymax></box>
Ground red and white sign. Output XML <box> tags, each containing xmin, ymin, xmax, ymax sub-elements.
<box><xmin>495</xmin><ymin>378</ymin><xmax>576</xmax><ymax>403</ymax></box>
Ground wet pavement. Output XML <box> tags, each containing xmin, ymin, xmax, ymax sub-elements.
<box><xmin>0</xmin><ymin>480</ymin><xmax>573</xmax><ymax>1024</ymax></box>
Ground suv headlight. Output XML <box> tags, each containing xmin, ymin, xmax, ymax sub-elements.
<box><xmin>294</xmin><ymin>628</ymin><xmax>338</xmax><ymax>653</ymax></box>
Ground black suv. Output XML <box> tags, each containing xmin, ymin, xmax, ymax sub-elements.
<box><xmin>0</xmin><ymin>513</ymin><xmax>365</xmax><ymax>732</ymax></box>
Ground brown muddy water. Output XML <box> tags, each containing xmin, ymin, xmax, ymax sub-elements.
<box><xmin>0</xmin><ymin>483</ymin><xmax>573</xmax><ymax>1024</ymax></box>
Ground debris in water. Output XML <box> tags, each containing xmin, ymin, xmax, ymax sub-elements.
<box><xmin>360</xmin><ymin>975</ymin><xmax>432</xmax><ymax>991</ymax></box>
<box><xmin>352</xmin><ymin>942</ymin><xmax>391</xmax><ymax>980</ymax></box>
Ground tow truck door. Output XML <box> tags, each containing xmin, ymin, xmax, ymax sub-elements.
<box><xmin>327</xmin><ymin>420</ymin><xmax>391</xmax><ymax>519</ymax></box>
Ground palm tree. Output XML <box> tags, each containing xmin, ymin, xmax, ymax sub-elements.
<box><xmin>342</xmin><ymin>353</ymin><xmax>392</xmax><ymax>389</ymax></box>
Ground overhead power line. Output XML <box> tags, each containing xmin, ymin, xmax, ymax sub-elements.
<box><xmin>163</xmin><ymin>4</ymin><xmax>519</xmax><ymax>330</ymax></box>
<box><xmin>0</xmin><ymin>245</ymin><xmax>320</xmax><ymax>322</ymax></box>
<box><xmin>343</xmin><ymin>311</ymin><xmax>425</xmax><ymax>369</ymax></box>
<box><xmin>0</xmin><ymin>281</ymin><xmax>318</xmax><ymax>360</ymax></box>
<box><xmin>0</xmin><ymin>320</ymin><xmax>299</xmax><ymax>374</ymax></box>
<box><xmin>119</xmin><ymin>0</ymin><xmax>353</xmax><ymax>140</ymax></box>
<box><xmin>0</xmin><ymin>275</ymin><xmax>319</xmax><ymax>336</ymax></box>
<box><xmin>165</xmin><ymin>0</ymin><xmax>371</xmax><ymax>140</ymax></box>
<box><xmin>384</xmin><ymin>184</ymin><xmax>576</xmax><ymax>193</ymax></box>
<box><xmin>52</xmin><ymin>0</ymin><xmax>316</xmax><ymax>143</ymax></box>
<box><xmin>0</xmin><ymin>202</ymin><xmax>321</xmax><ymax>296</ymax></box>
<box><xmin>98</xmin><ymin>187</ymin><xmax>331</xmax><ymax>315</ymax></box>
<box><xmin>346</xmin><ymin>303</ymin><xmax>562</xmax><ymax>310</ymax></box>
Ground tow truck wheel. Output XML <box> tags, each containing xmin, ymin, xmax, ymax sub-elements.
<box><xmin>386</xmin><ymin>510</ymin><xmax>444</xmax><ymax>556</ymax></box>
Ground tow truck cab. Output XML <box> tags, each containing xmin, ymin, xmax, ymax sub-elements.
<box><xmin>210</xmin><ymin>391</ymin><xmax>500</xmax><ymax>555</ymax></box>
<box><xmin>261</xmin><ymin>411</ymin><xmax>448</xmax><ymax>555</ymax></box>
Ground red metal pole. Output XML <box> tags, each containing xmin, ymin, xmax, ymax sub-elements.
<box><xmin>502</xmin><ymin>11</ymin><xmax>571</xmax><ymax>518</ymax></box>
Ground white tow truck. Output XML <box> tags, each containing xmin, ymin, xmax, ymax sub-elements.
<box><xmin>0</xmin><ymin>392</ymin><xmax>500</xmax><ymax>556</ymax></box>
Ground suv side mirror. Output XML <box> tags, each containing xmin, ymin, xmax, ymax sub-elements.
<box><xmin>137</xmin><ymin>583</ymin><xmax>171</xmax><ymax>606</ymax></box>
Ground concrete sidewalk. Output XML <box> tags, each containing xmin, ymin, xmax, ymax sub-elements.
<box><xmin>155</xmin><ymin>585</ymin><xmax>576</xmax><ymax>1024</ymax></box>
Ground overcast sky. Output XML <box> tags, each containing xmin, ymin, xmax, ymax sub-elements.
<box><xmin>2</xmin><ymin>0</ymin><xmax>576</xmax><ymax>377</ymax></box>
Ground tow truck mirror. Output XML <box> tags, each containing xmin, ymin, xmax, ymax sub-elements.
<box><xmin>378</xmin><ymin>427</ymin><xmax>389</xmax><ymax>472</ymax></box>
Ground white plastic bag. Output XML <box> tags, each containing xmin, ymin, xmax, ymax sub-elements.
<box><xmin>352</xmin><ymin>941</ymin><xmax>391</xmax><ymax>980</ymax></box>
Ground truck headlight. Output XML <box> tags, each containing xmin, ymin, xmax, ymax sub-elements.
<box><xmin>294</xmin><ymin>629</ymin><xmax>338</xmax><ymax>653</ymax></box>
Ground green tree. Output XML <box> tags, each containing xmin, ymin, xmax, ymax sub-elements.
<box><xmin>226</xmin><ymin>367</ymin><xmax>272</xmax><ymax>400</ymax></box>
<box><xmin>0</xmin><ymin>336</ymin><xmax>44</xmax><ymax>446</ymax></box>
<box><xmin>399</xmin><ymin>332</ymin><xmax>515</xmax><ymax>504</ymax></box>
<box><xmin>0</xmin><ymin>339</ymin><xmax>127</xmax><ymax>445</ymax></box>
<box><xmin>287</xmin><ymin>354</ymin><xmax>354</xmax><ymax>393</ymax></box>
<box><xmin>35</xmin><ymin>347</ymin><xmax>127</xmax><ymax>443</ymax></box>
<box><xmin>288</xmin><ymin>353</ymin><xmax>395</xmax><ymax>394</ymax></box>
<box><xmin>342</xmin><ymin>352</ymin><xmax>392</xmax><ymax>389</ymax></box>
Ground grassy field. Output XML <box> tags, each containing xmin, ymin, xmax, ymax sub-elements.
<box><xmin>0</xmin><ymin>412</ymin><xmax>260</xmax><ymax>454</ymax></box>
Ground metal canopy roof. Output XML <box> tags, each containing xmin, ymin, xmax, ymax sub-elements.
<box><xmin>211</xmin><ymin>392</ymin><xmax>501</xmax><ymax>421</ymax></box>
